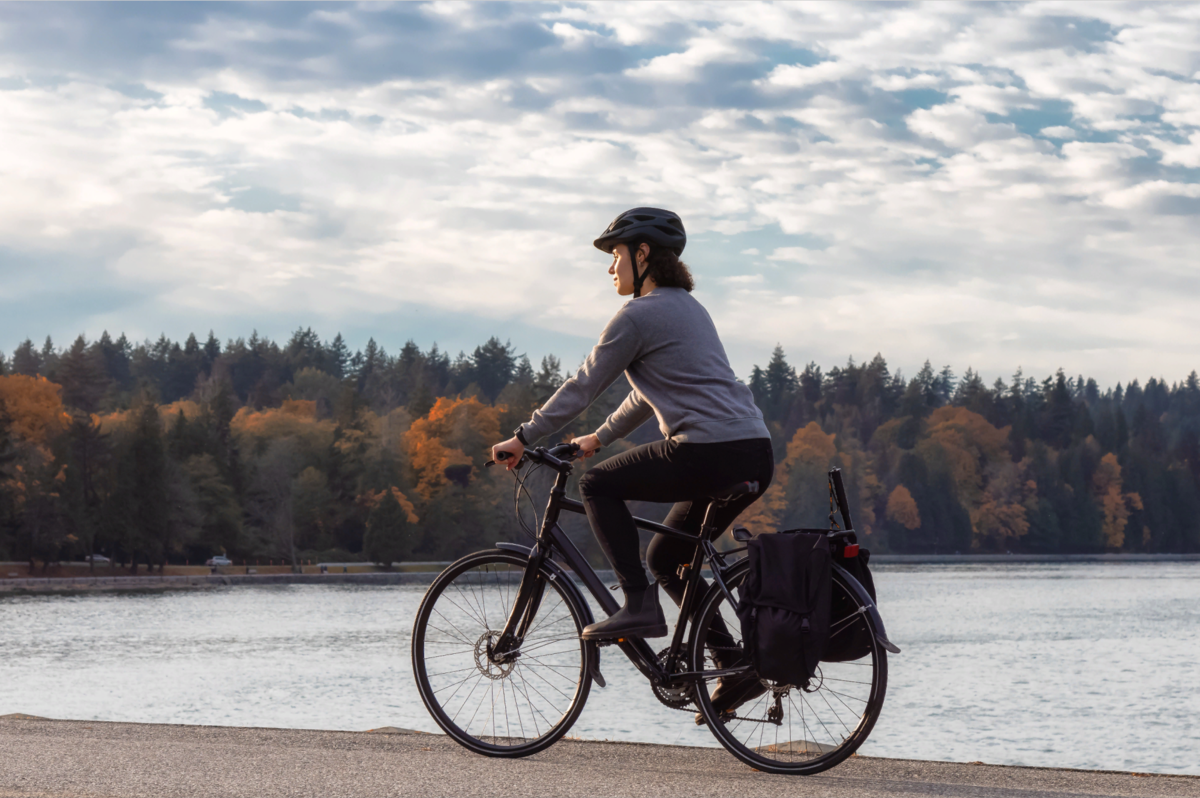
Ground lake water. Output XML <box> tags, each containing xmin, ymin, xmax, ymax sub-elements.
<box><xmin>1</xmin><ymin>562</ymin><xmax>1197</xmax><ymax>775</ymax></box>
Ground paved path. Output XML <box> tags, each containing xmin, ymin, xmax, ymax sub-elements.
<box><xmin>0</xmin><ymin>718</ymin><xmax>1196</xmax><ymax>798</ymax></box>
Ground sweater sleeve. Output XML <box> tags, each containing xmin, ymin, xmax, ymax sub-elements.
<box><xmin>595</xmin><ymin>389</ymin><xmax>656</xmax><ymax>445</ymax></box>
<box><xmin>518</xmin><ymin>309</ymin><xmax>641</xmax><ymax>445</ymax></box>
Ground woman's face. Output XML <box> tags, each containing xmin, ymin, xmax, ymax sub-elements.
<box><xmin>608</xmin><ymin>243</ymin><xmax>640</xmax><ymax>296</ymax></box>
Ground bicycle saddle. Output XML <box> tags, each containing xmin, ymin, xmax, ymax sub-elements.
<box><xmin>708</xmin><ymin>481</ymin><xmax>760</xmax><ymax>501</ymax></box>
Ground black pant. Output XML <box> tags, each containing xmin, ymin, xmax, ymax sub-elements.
<box><xmin>577</xmin><ymin>438</ymin><xmax>774</xmax><ymax>598</ymax></box>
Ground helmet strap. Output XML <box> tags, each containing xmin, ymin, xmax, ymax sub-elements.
<box><xmin>631</xmin><ymin>242</ymin><xmax>648</xmax><ymax>298</ymax></box>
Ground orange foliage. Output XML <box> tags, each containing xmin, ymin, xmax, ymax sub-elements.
<box><xmin>917</xmin><ymin>407</ymin><xmax>1010</xmax><ymax>504</ymax></box>
<box><xmin>0</xmin><ymin>376</ymin><xmax>66</xmax><ymax>507</ymax></box>
<box><xmin>232</xmin><ymin>400</ymin><xmax>333</xmax><ymax>443</ymax></box>
<box><xmin>357</xmin><ymin>487</ymin><xmax>420</xmax><ymax>524</ymax></box>
<box><xmin>885</xmin><ymin>485</ymin><xmax>921</xmax><ymax>530</ymax></box>
<box><xmin>160</xmin><ymin>400</ymin><xmax>202</xmax><ymax>421</ymax></box>
<box><xmin>1092</xmin><ymin>452</ymin><xmax>1143</xmax><ymax>549</ymax></box>
<box><xmin>738</xmin><ymin>422</ymin><xmax>837</xmax><ymax>531</ymax></box>
<box><xmin>971</xmin><ymin>472</ymin><xmax>1036</xmax><ymax>543</ymax></box>
<box><xmin>0</xmin><ymin>375</ymin><xmax>70</xmax><ymax>444</ymax></box>
<box><xmin>405</xmin><ymin>396</ymin><xmax>502</xmax><ymax>500</ymax></box>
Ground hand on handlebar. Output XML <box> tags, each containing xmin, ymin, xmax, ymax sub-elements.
<box><xmin>489</xmin><ymin>437</ymin><xmax>525</xmax><ymax>471</ymax></box>
<box><xmin>571</xmin><ymin>433</ymin><xmax>602</xmax><ymax>459</ymax></box>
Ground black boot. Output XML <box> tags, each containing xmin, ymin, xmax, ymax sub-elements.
<box><xmin>695</xmin><ymin>647</ymin><xmax>767</xmax><ymax>724</ymax></box>
<box><xmin>581</xmin><ymin>583</ymin><xmax>667</xmax><ymax>640</ymax></box>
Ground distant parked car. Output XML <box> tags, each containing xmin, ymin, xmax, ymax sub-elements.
<box><xmin>206</xmin><ymin>556</ymin><xmax>232</xmax><ymax>566</ymax></box>
<box><xmin>85</xmin><ymin>554</ymin><xmax>110</xmax><ymax>563</ymax></box>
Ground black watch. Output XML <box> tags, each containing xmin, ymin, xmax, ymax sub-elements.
<box><xmin>513</xmin><ymin>427</ymin><xmax>529</xmax><ymax>446</ymax></box>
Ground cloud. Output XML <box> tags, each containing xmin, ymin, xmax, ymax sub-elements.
<box><xmin>0</xmin><ymin>1</ymin><xmax>1198</xmax><ymax>387</ymax></box>
<box><xmin>1040</xmin><ymin>125</ymin><xmax>1078</xmax><ymax>139</ymax></box>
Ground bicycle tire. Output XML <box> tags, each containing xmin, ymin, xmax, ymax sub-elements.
<box><xmin>690</xmin><ymin>560</ymin><xmax>888</xmax><ymax>775</ymax></box>
<box><xmin>412</xmin><ymin>549</ymin><xmax>595</xmax><ymax>757</ymax></box>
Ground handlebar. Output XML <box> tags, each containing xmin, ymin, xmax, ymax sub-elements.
<box><xmin>486</xmin><ymin>441</ymin><xmax>596</xmax><ymax>472</ymax></box>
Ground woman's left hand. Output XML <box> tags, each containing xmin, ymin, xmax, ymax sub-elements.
<box><xmin>571</xmin><ymin>433</ymin><xmax>602</xmax><ymax>458</ymax></box>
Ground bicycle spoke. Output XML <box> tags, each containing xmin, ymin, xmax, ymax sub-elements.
<box><xmin>518</xmin><ymin>657</ymin><xmax>568</xmax><ymax>715</ymax></box>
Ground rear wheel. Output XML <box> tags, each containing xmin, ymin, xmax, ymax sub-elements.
<box><xmin>412</xmin><ymin>549</ymin><xmax>594</xmax><ymax>757</ymax></box>
<box><xmin>690</xmin><ymin>560</ymin><xmax>887</xmax><ymax>774</ymax></box>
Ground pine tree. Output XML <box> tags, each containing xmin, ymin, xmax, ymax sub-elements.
<box><xmin>470</xmin><ymin>338</ymin><xmax>518</xmax><ymax>402</ymax></box>
<box><xmin>11</xmin><ymin>339</ymin><xmax>41</xmax><ymax>376</ymax></box>
<box><xmin>58</xmin><ymin>336</ymin><xmax>108</xmax><ymax>412</ymax></box>
<box><xmin>203</xmin><ymin>330</ymin><xmax>222</xmax><ymax>363</ymax></box>
<box><xmin>11</xmin><ymin>340</ymin><xmax>37</xmax><ymax>376</ymax></box>
<box><xmin>327</xmin><ymin>333</ymin><xmax>350</xmax><ymax>379</ymax></box>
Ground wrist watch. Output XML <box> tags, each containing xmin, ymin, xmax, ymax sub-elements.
<box><xmin>513</xmin><ymin>427</ymin><xmax>529</xmax><ymax>446</ymax></box>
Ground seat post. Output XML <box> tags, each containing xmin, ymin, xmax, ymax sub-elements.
<box><xmin>699</xmin><ymin>500</ymin><xmax>723</xmax><ymax>541</ymax></box>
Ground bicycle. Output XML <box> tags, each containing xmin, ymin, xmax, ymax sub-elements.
<box><xmin>411</xmin><ymin>442</ymin><xmax>901</xmax><ymax>775</ymax></box>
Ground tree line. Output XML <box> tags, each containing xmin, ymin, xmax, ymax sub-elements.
<box><xmin>0</xmin><ymin>330</ymin><xmax>1197</xmax><ymax>572</ymax></box>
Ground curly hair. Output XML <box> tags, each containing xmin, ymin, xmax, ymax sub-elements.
<box><xmin>637</xmin><ymin>243</ymin><xmax>695</xmax><ymax>292</ymax></box>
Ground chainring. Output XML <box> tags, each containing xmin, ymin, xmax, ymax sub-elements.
<box><xmin>650</xmin><ymin>647</ymin><xmax>696</xmax><ymax>710</ymax></box>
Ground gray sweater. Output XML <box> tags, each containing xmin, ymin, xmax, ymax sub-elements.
<box><xmin>519</xmin><ymin>287</ymin><xmax>770</xmax><ymax>447</ymax></box>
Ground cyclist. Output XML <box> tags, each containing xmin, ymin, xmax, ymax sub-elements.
<box><xmin>491</xmin><ymin>207</ymin><xmax>774</xmax><ymax>712</ymax></box>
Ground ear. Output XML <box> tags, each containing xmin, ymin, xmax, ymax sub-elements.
<box><xmin>638</xmin><ymin>242</ymin><xmax>650</xmax><ymax>262</ymax></box>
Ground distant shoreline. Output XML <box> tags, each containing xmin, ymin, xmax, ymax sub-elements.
<box><xmin>0</xmin><ymin>553</ymin><xmax>1196</xmax><ymax>594</ymax></box>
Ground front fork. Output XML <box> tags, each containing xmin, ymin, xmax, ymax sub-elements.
<box><xmin>488</xmin><ymin>540</ymin><xmax>551</xmax><ymax>662</ymax></box>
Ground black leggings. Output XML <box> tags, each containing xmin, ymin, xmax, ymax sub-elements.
<box><xmin>576</xmin><ymin>438</ymin><xmax>774</xmax><ymax>600</ymax></box>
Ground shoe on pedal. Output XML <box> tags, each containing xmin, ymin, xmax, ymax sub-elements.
<box><xmin>581</xmin><ymin>583</ymin><xmax>668</xmax><ymax>640</ymax></box>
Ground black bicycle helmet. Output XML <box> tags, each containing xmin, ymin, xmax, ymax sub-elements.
<box><xmin>593</xmin><ymin>207</ymin><xmax>686</xmax><ymax>256</ymax></box>
<box><xmin>593</xmin><ymin>207</ymin><xmax>687</xmax><ymax>298</ymax></box>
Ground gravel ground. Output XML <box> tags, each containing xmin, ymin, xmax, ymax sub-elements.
<box><xmin>0</xmin><ymin>717</ymin><xmax>1196</xmax><ymax>798</ymax></box>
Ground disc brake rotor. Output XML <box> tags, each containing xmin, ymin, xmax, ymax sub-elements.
<box><xmin>474</xmin><ymin>632</ymin><xmax>516</xmax><ymax>680</ymax></box>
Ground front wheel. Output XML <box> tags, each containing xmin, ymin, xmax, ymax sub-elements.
<box><xmin>412</xmin><ymin>549</ymin><xmax>595</xmax><ymax>757</ymax></box>
<box><xmin>689</xmin><ymin>560</ymin><xmax>888</xmax><ymax>775</ymax></box>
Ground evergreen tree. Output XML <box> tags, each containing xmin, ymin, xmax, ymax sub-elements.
<box><xmin>11</xmin><ymin>339</ymin><xmax>41</xmax><ymax>376</ymax></box>
<box><xmin>470</xmin><ymin>337</ymin><xmax>518</xmax><ymax>402</ymax></box>
<box><xmin>39</xmin><ymin>336</ymin><xmax>60</xmax><ymax>381</ymax></box>
<box><xmin>58</xmin><ymin>336</ymin><xmax>108</xmax><ymax>412</ymax></box>
<box><xmin>110</xmin><ymin>394</ymin><xmax>170</xmax><ymax>572</ymax></box>
<box><xmin>326</xmin><ymin>333</ymin><xmax>350</xmax><ymax>379</ymax></box>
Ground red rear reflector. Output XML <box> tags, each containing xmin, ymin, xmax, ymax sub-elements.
<box><xmin>843</xmin><ymin>544</ymin><xmax>859</xmax><ymax>558</ymax></box>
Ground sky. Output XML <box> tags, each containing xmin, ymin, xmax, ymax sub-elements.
<box><xmin>1</xmin><ymin>1</ymin><xmax>1199</xmax><ymax>388</ymax></box>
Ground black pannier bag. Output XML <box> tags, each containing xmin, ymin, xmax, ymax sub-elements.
<box><xmin>736</xmin><ymin>532</ymin><xmax>831</xmax><ymax>689</ymax></box>
<box><xmin>823</xmin><ymin>544</ymin><xmax>877</xmax><ymax>662</ymax></box>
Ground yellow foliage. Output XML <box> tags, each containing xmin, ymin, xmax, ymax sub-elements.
<box><xmin>1091</xmin><ymin>453</ymin><xmax>1142</xmax><ymax>549</ymax></box>
<box><xmin>357</xmin><ymin>487</ymin><xmax>420</xmax><ymax>524</ymax></box>
<box><xmin>885</xmin><ymin>485</ymin><xmax>921</xmax><ymax>530</ymax></box>
<box><xmin>0</xmin><ymin>375</ymin><xmax>70</xmax><ymax>444</ymax></box>
<box><xmin>232</xmin><ymin>401</ymin><xmax>334</xmax><ymax>444</ymax></box>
